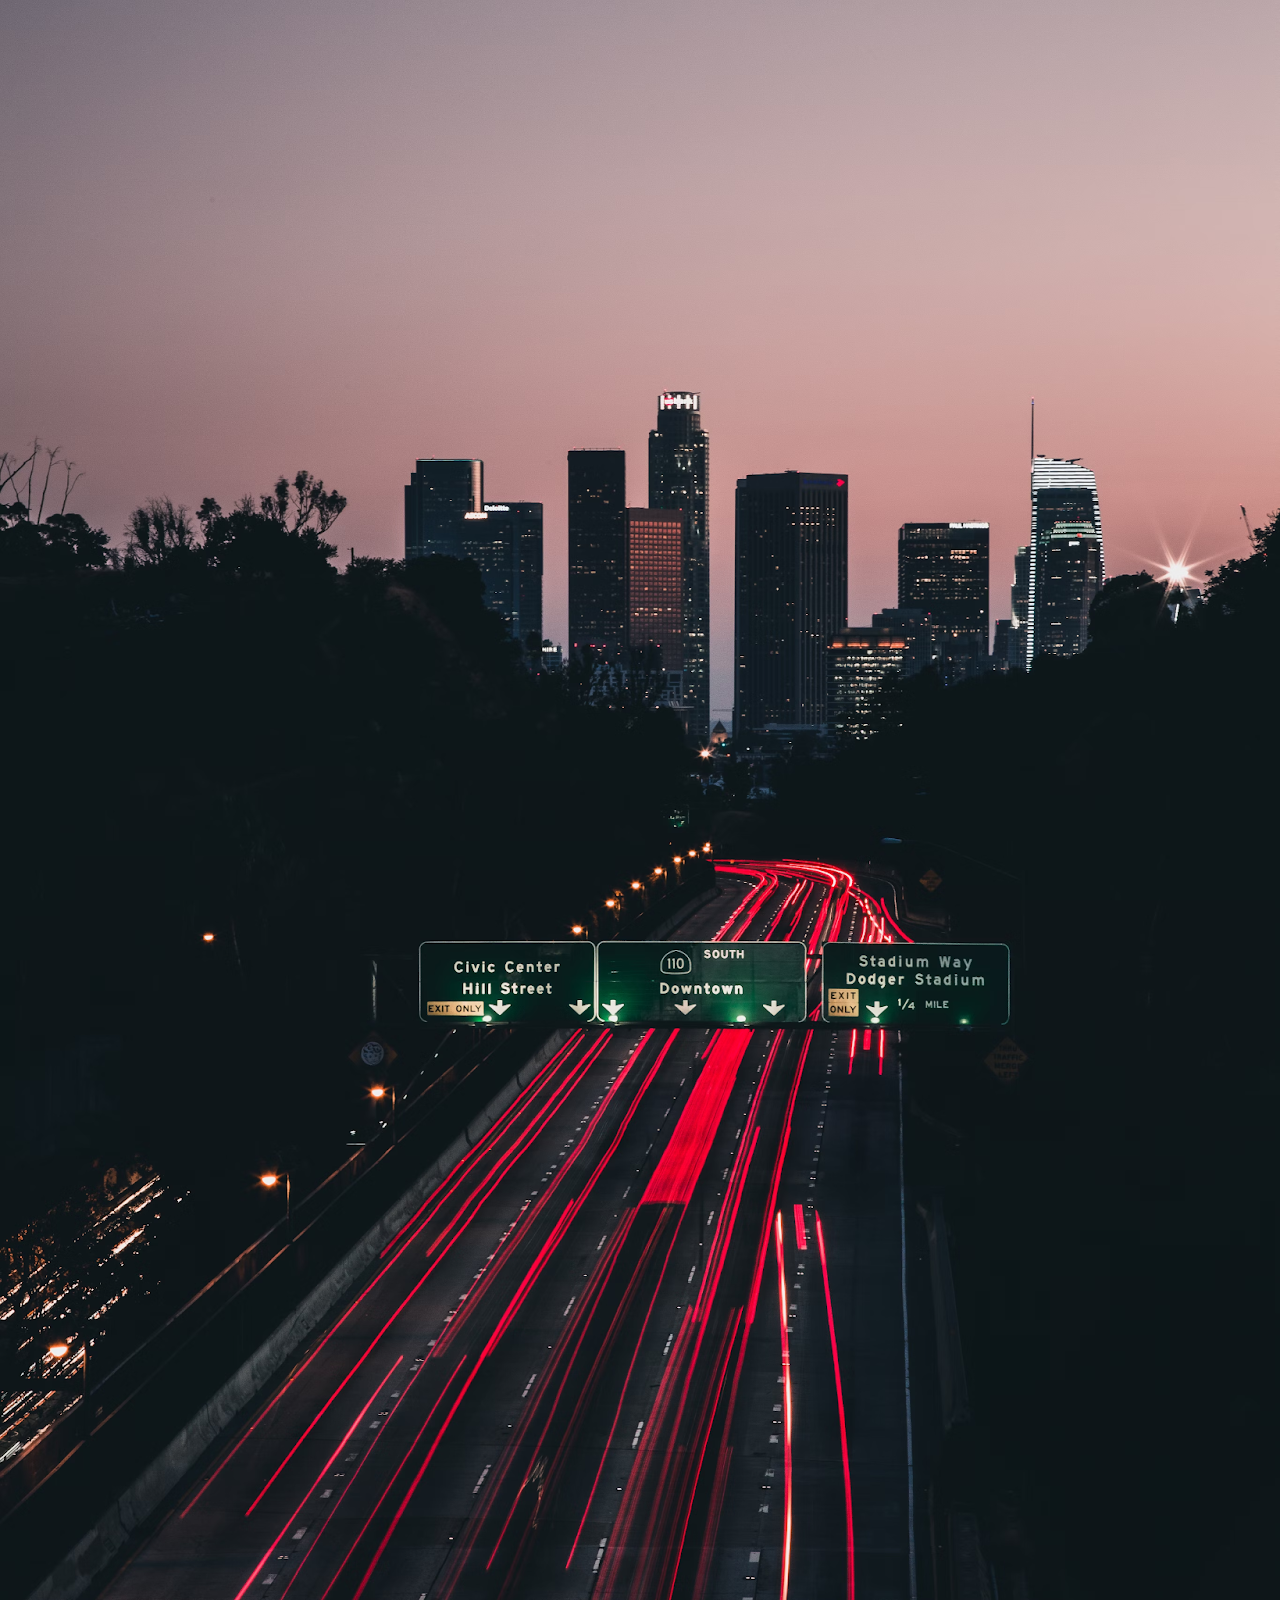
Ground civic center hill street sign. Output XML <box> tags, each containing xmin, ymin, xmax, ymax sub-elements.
<box><xmin>820</xmin><ymin>942</ymin><xmax>1010</xmax><ymax>1030</ymax></box>
<box><xmin>419</xmin><ymin>942</ymin><xmax>596</xmax><ymax>1025</ymax></box>
<box><xmin>595</xmin><ymin>941</ymin><xmax>806</xmax><ymax>1026</ymax></box>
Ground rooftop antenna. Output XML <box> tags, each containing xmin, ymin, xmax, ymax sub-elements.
<box><xmin>1030</xmin><ymin>398</ymin><xmax>1035</xmax><ymax>463</ymax></box>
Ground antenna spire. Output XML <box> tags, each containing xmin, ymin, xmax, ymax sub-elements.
<box><xmin>1030</xmin><ymin>398</ymin><xmax>1035</xmax><ymax>463</ymax></box>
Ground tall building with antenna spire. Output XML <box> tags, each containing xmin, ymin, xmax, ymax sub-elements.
<box><xmin>649</xmin><ymin>392</ymin><xmax>709</xmax><ymax>741</ymax></box>
<box><xmin>1025</xmin><ymin>455</ymin><xmax>1105</xmax><ymax>663</ymax></box>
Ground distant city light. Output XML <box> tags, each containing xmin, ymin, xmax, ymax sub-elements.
<box><xmin>201</xmin><ymin>931</ymin><xmax>215</xmax><ymax>942</ymax></box>
<box><xmin>48</xmin><ymin>1341</ymin><xmax>70</xmax><ymax>1359</ymax></box>
<box><xmin>1161</xmin><ymin>560</ymin><xmax>1194</xmax><ymax>587</ymax></box>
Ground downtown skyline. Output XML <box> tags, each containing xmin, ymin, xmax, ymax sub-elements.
<box><xmin>3</xmin><ymin>0</ymin><xmax>1274</xmax><ymax>713</ymax></box>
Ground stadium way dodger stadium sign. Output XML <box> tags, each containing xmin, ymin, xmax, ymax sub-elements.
<box><xmin>821</xmin><ymin>942</ymin><xmax>1010</xmax><ymax>1030</ymax></box>
<box><xmin>596</xmin><ymin>941</ymin><xmax>807</xmax><ymax>1026</ymax></box>
<box><xmin>419</xmin><ymin>942</ymin><xmax>596</xmax><ymax>1025</ymax></box>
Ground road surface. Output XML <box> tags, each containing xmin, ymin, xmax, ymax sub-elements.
<box><xmin>99</xmin><ymin>861</ymin><xmax>915</xmax><ymax>1600</ymax></box>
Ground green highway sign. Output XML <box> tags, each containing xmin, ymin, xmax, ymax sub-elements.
<box><xmin>821</xmin><ymin>942</ymin><xmax>1010</xmax><ymax>1030</ymax></box>
<box><xmin>596</xmin><ymin>940</ymin><xmax>806</xmax><ymax>1027</ymax></box>
<box><xmin>419</xmin><ymin>942</ymin><xmax>596</xmax><ymax>1025</ymax></box>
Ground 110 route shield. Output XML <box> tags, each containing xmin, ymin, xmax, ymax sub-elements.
<box><xmin>595</xmin><ymin>941</ymin><xmax>807</xmax><ymax>1027</ymax></box>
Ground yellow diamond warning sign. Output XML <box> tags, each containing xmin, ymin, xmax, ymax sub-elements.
<box><xmin>919</xmin><ymin>868</ymin><xmax>942</xmax><ymax>892</ymax></box>
<box><xmin>984</xmin><ymin>1037</ymin><xmax>1027</xmax><ymax>1083</ymax></box>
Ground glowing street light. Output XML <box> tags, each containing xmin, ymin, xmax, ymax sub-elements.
<box><xmin>571</xmin><ymin>924</ymin><xmax>585</xmax><ymax>936</ymax></box>
<box><xmin>630</xmin><ymin>880</ymin><xmax>642</xmax><ymax>891</ymax></box>
<box><xmin>699</xmin><ymin>747</ymin><xmax>713</xmax><ymax>759</ymax></box>
<box><xmin>201</xmin><ymin>932</ymin><xmax>216</xmax><ymax>943</ymax></box>
<box><xmin>46</xmin><ymin>1338</ymin><xmax>88</xmax><ymax>1397</ymax></box>
<box><xmin>369</xmin><ymin>1083</ymin><xmax>397</xmax><ymax>1142</ymax></box>
<box><xmin>604</xmin><ymin>898</ymin><xmax>616</xmax><ymax>909</ymax></box>
<box><xmin>260</xmin><ymin>1170</ymin><xmax>290</xmax><ymax>1222</ymax></box>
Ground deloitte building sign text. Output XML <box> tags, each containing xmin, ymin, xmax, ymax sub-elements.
<box><xmin>820</xmin><ymin>942</ymin><xmax>1010</xmax><ymax>1030</ymax></box>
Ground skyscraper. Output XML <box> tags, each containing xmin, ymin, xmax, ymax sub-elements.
<box><xmin>735</xmin><ymin>471</ymin><xmax>848</xmax><ymax>736</ymax></box>
<box><xmin>625</xmin><ymin>507</ymin><xmax>684</xmax><ymax>670</ymax></box>
<box><xmin>649</xmin><ymin>392</ymin><xmax>709</xmax><ymax>739</ymax></box>
<box><xmin>568</xmin><ymin>449</ymin><xmax>626</xmax><ymax>656</ymax></box>
<box><xmin>870</xmin><ymin>607</ymin><xmax>935</xmax><ymax>678</ymax></box>
<box><xmin>1025</xmin><ymin>457</ymin><xmax>1105</xmax><ymax>663</ymax></box>
<box><xmin>458</xmin><ymin>501</ymin><xmax>543</xmax><ymax>644</ymax></box>
<box><xmin>827</xmin><ymin>626</ymin><xmax>909</xmax><ymax>738</ymax></box>
<box><xmin>404</xmin><ymin>459</ymin><xmax>483</xmax><ymax>559</ymax></box>
<box><xmin>897</xmin><ymin>522</ymin><xmax>990</xmax><ymax>682</ymax></box>
<box><xmin>516</xmin><ymin>503</ymin><xmax>543</xmax><ymax>647</ymax></box>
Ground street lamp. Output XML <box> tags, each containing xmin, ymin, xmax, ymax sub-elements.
<box><xmin>260</xmin><ymin>1170</ymin><xmax>290</xmax><ymax>1222</ymax></box>
<box><xmin>48</xmin><ymin>1338</ymin><xmax>89</xmax><ymax>1398</ymax></box>
<box><xmin>571</xmin><ymin>924</ymin><xmax>585</xmax><ymax>936</ymax></box>
<box><xmin>201</xmin><ymin>931</ymin><xmax>215</xmax><ymax>943</ymax></box>
<box><xmin>630</xmin><ymin>880</ymin><xmax>642</xmax><ymax>891</ymax></box>
<box><xmin>370</xmin><ymin>1084</ymin><xmax>397</xmax><ymax>1143</ymax></box>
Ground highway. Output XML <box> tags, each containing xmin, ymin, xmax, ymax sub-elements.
<box><xmin>101</xmin><ymin>861</ymin><xmax>915</xmax><ymax>1600</ymax></box>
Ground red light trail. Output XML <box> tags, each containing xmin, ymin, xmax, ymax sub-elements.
<box><xmin>166</xmin><ymin>856</ymin><xmax>915</xmax><ymax>1600</ymax></box>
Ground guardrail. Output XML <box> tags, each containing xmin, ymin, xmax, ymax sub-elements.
<box><xmin>0</xmin><ymin>861</ymin><xmax>716</xmax><ymax>1595</ymax></box>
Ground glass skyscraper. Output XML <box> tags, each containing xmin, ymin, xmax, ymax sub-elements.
<box><xmin>827</xmin><ymin>626</ymin><xmax>909</xmax><ymax>738</ymax></box>
<box><xmin>458</xmin><ymin>501</ymin><xmax>543</xmax><ymax>645</ymax></box>
<box><xmin>625</xmin><ymin>507</ymin><xmax>684</xmax><ymax>671</ymax></box>
<box><xmin>734</xmin><ymin>471</ymin><xmax>848</xmax><ymax>736</ymax></box>
<box><xmin>648</xmin><ymin>392</ymin><xmax>709</xmax><ymax>740</ymax></box>
<box><xmin>896</xmin><ymin>522</ymin><xmax>990</xmax><ymax>682</ymax></box>
<box><xmin>404</xmin><ymin>458</ymin><xmax>483</xmax><ymax>559</ymax></box>
<box><xmin>568</xmin><ymin>449</ymin><xmax>627</xmax><ymax>657</ymax></box>
<box><xmin>1025</xmin><ymin>457</ymin><xmax>1105</xmax><ymax>663</ymax></box>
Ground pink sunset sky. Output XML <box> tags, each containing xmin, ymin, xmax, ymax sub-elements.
<box><xmin>3</xmin><ymin>0</ymin><xmax>1277</xmax><ymax>711</ymax></box>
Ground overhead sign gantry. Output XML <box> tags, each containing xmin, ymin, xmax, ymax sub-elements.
<box><xmin>820</xmin><ymin>941</ymin><xmax>1010</xmax><ymax>1029</ymax></box>
<box><xmin>595</xmin><ymin>941</ymin><xmax>807</xmax><ymax>1027</ymax></box>
<box><xmin>419</xmin><ymin>942</ymin><xmax>596</xmax><ymax>1026</ymax></box>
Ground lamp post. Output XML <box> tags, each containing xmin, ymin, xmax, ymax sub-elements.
<box><xmin>370</xmin><ymin>1083</ymin><xmax>397</xmax><ymax>1144</ymax></box>
<box><xmin>260</xmin><ymin>1170</ymin><xmax>290</xmax><ymax>1223</ymax></box>
<box><xmin>47</xmin><ymin>1338</ymin><xmax>88</xmax><ymax>1399</ymax></box>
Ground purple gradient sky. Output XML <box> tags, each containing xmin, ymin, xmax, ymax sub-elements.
<box><xmin>4</xmin><ymin>0</ymin><xmax>1277</xmax><ymax>711</ymax></box>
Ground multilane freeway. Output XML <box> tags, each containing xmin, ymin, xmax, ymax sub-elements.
<box><xmin>100</xmin><ymin>860</ymin><xmax>916</xmax><ymax>1600</ymax></box>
